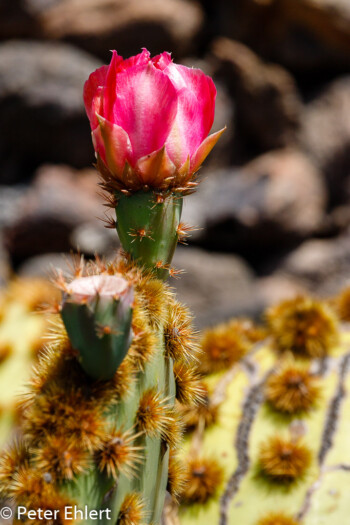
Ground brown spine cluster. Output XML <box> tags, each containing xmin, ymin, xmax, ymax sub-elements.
<box><xmin>198</xmin><ymin>319</ymin><xmax>258</xmax><ymax>374</ymax></box>
<box><xmin>180</xmin><ymin>457</ymin><xmax>225</xmax><ymax>505</ymax></box>
<box><xmin>265</xmin><ymin>362</ymin><xmax>321</xmax><ymax>415</ymax></box>
<box><xmin>256</xmin><ymin>436</ymin><xmax>312</xmax><ymax>486</ymax></box>
<box><xmin>266</xmin><ymin>296</ymin><xmax>339</xmax><ymax>358</ymax></box>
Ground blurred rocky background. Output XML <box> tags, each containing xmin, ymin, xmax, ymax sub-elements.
<box><xmin>0</xmin><ymin>0</ymin><xmax>350</xmax><ymax>327</ymax></box>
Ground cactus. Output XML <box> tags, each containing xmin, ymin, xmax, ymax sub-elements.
<box><xmin>0</xmin><ymin>228</ymin><xmax>201</xmax><ymax>524</ymax></box>
<box><xmin>175</xmin><ymin>296</ymin><xmax>350</xmax><ymax>525</ymax></box>
<box><xmin>0</xmin><ymin>257</ymin><xmax>202</xmax><ymax>524</ymax></box>
<box><xmin>0</xmin><ymin>278</ymin><xmax>59</xmax><ymax>448</ymax></box>
<box><xmin>0</xmin><ymin>49</ymin><xmax>222</xmax><ymax>524</ymax></box>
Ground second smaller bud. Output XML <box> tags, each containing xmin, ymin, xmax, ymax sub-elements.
<box><xmin>61</xmin><ymin>274</ymin><xmax>134</xmax><ymax>381</ymax></box>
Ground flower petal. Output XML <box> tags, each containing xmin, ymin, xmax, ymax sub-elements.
<box><xmin>177</xmin><ymin>155</ymin><xmax>191</xmax><ymax>184</ymax></box>
<box><xmin>152</xmin><ymin>52</ymin><xmax>172</xmax><ymax>71</ymax></box>
<box><xmin>105</xmin><ymin>63</ymin><xmax>178</xmax><ymax>163</ymax></box>
<box><xmin>103</xmin><ymin>49</ymin><xmax>151</xmax><ymax>120</ymax></box>
<box><xmin>136</xmin><ymin>146</ymin><xmax>176</xmax><ymax>186</ymax></box>
<box><xmin>103</xmin><ymin>50</ymin><xmax>124</xmax><ymax>121</ymax></box>
<box><xmin>190</xmin><ymin>127</ymin><xmax>226</xmax><ymax>173</ymax></box>
<box><xmin>83</xmin><ymin>65</ymin><xmax>108</xmax><ymax>130</ymax></box>
<box><xmin>92</xmin><ymin>125</ymin><xmax>105</xmax><ymax>162</ymax></box>
<box><xmin>118</xmin><ymin>48</ymin><xmax>151</xmax><ymax>71</ymax></box>
<box><xmin>164</xmin><ymin>63</ymin><xmax>217</xmax><ymax>165</ymax></box>
<box><xmin>95</xmin><ymin>115</ymin><xmax>132</xmax><ymax>175</ymax></box>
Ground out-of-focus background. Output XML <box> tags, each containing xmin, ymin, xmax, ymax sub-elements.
<box><xmin>1</xmin><ymin>0</ymin><xmax>350</xmax><ymax>328</ymax></box>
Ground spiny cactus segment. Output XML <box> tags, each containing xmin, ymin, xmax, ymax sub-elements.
<box><xmin>115</xmin><ymin>191</ymin><xmax>183</xmax><ymax>279</ymax></box>
<box><xmin>0</xmin><ymin>258</ymin><xmax>202</xmax><ymax>524</ymax></box>
<box><xmin>174</xmin><ymin>296</ymin><xmax>350</xmax><ymax>525</ymax></box>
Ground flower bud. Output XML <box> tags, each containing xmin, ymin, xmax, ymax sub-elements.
<box><xmin>61</xmin><ymin>274</ymin><xmax>133</xmax><ymax>380</ymax></box>
<box><xmin>84</xmin><ymin>48</ymin><xmax>225</xmax><ymax>195</ymax></box>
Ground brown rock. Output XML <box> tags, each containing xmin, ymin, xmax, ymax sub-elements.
<box><xmin>241</xmin><ymin>149</ymin><xmax>326</xmax><ymax>238</ymax></box>
<box><xmin>211</xmin><ymin>38</ymin><xmax>301</xmax><ymax>151</ymax></box>
<box><xmin>216</xmin><ymin>0</ymin><xmax>350</xmax><ymax>72</ymax></box>
<box><xmin>0</xmin><ymin>0</ymin><xmax>204</xmax><ymax>60</ymax></box>
<box><xmin>171</xmin><ymin>247</ymin><xmax>260</xmax><ymax>328</ymax></box>
<box><xmin>0</xmin><ymin>41</ymin><xmax>100</xmax><ymax>180</ymax></box>
<box><xmin>0</xmin><ymin>0</ymin><xmax>40</xmax><ymax>39</ymax></box>
<box><xmin>299</xmin><ymin>76</ymin><xmax>350</xmax><ymax>205</ymax></box>
<box><xmin>0</xmin><ymin>233</ymin><xmax>10</xmax><ymax>287</ymax></box>
<box><xmin>70</xmin><ymin>221</ymin><xmax>120</xmax><ymax>257</ymax></box>
<box><xmin>280</xmin><ymin>231</ymin><xmax>350</xmax><ymax>296</ymax></box>
<box><xmin>183</xmin><ymin>149</ymin><xmax>326</xmax><ymax>261</ymax></box>
<box><xmin>17</xmin><ymin>252</ymin><xmax>82</xmax><ymax>279</ymax></box>
<box><xmin>3</xmin><ymin>165</ymin><xmax>109</xmax><ymax>262</ymax></box>
<box><xmin>0</xmin><ymin>186</ymin><xmax>28</xmax><ymax>229</ymax></box>
<box><xmin>257</xmin><ymin>274</ymin><xmax>308</xmax><ymax>307</ymax></box>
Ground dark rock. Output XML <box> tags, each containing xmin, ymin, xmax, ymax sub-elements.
<box><xmin>280</xmin><ymin>230</ymin><xmax>350</xmax><ymax>296</ymax></box>
<box><xmin>299</xmin><ymin>76</ymin><xmax>350</xmax><ymax>206</ymax></box>
<box><xmin>17</xmin><ymin>252</ymin><xmax>81</xmax><ymax>279</ymax></box>
<box><xmin>3</xmin><ymin>165</ymin><xmax>105</xmax><ymax>264</ymax></box>
<box><xmin>0</xmin><ymin>41</ymin><xmax>100</xmax><ymax>181</ymax></box>
<box><xmin>328</xmin><ymin>206</ymin><xmax>350</xmax><ymax>233</ymax></box>
<box><xmin>0</xmin><ymin>0</ymin><xmax>41</xmax><ymax>39</ymax></box>
<box><xmin>215</xmin><ymin>0</ymin><xmax>350</xmax><ymax>73</ymax></box>
<box><xmin>0</xmin><ymin>233</ymin><xmax>10</xmax><ymax>287</ymax></box>
<box><xmin>257</xmin><ymin>274</ymin><xmax>308</xmax><ymax>307</ymax></box>
<box><xmin>70</xmin><ymin>221</ymin><xmax>120</xmax><ymax>257</ymax></box>
<box><xmin>0</xmin><ymin>0</ymin><xmax>204</xmax><ymax>61</ymax></box>
<box><xmin>0</xmin><ymin>184</ymin><xmax>27</xmax><ymax>283</ymax></box>
<box><xmin>183</xmin><ymin>149</ymin><xmax>326</xmax><ymax>266</ymax></box>
<box><xmin>0</xmin><ymin>185</ymin><xmax>29</xmax><ymax>228</ymax></box>
<box><xmin>211</xmin><ymin>38</ymin><xmax>301</xmax><ymax>152</ymax></box>
<box><xmin>171</xmin><ymin>247</ymin><xmax>260</xmax><ymax>328</ymax></box>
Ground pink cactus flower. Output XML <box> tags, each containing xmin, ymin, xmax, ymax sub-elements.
<box><xmin>84</xmin><ymin>49</ymin><xmax>225</xmax><ymax>194</ymax></box>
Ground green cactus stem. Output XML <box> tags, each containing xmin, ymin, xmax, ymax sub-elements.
<box><xmin>115</xmin><ymin>191</ymin><xmax>183</xmax><ymax>279</ymax></box>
